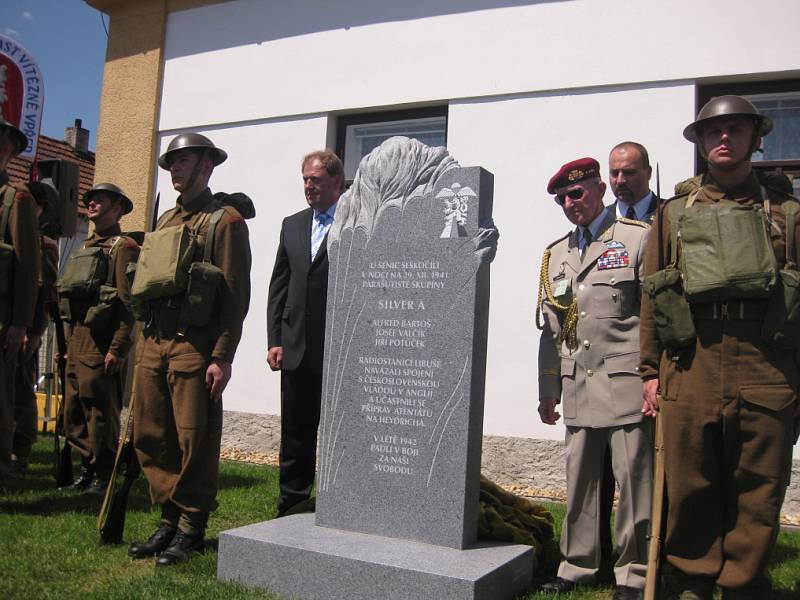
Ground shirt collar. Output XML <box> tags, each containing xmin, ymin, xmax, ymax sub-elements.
<box><xmin>314</xmin><ymin>201</ymin><xmax>337</xmax><ymax>221</ymax></box>
<box><xmin>586</xmin><ymin>206</ymin><xmax>609</xmax><ymax>239</ymax></box>
<box><xmin>616</xmin><ymin>191</ymin><xmax>653</xmax><ymax>220</ymax></box>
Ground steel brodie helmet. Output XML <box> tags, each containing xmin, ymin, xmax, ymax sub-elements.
<box><xmin>683</xmin><ymin>95</ymin><xmax>773</xmax><ymax>144</ymax></box>
<box><xmin>158</xmin><ymin>133</ymin><xmax>228</xmax><ymax>170</ymax></box>
<box><xmin>84</xmin><ymin>182</ymin><xmax>134</xmax><ymax>215</ymax></box>
<box><xmin>0</xmin><ymin>118</ymin><xmax>28</xmax><ymax>155</ymax></box>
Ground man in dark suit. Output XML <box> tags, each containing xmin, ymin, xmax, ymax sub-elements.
<box><xmin>267</xmin><ymin>150</ymin><xmax>343</xmax><ymax>516</ymax></box>
<box><xmin>597</xmin><ymin>141</ymin><xmax>661</xmax><ymax>568</ymax></box>
<box><xmin>609</xmin><ymin>141</ymin><xmax>661</xmax><ymax>223</ymax></box>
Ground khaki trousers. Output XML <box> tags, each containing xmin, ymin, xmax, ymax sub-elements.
<box><xmin>64</xmin><ymin>323</ymin><xmax>121</xmax><ymax>479</ymax></box>
<box><xmin>660</xmin><ymin>319</ymin><xmax>796</xmax><ymax>591</ymax></box>
<box><xmin>0</xmin><ymin>329</ymin><xmax>18</xmax><ymax>476</ymax></box>
<box><xmin>12</xmin><ymin>352</ymin><xmax>38</xmax><ymax>461</ymax></box>
<box><xmin>558</xmin><ymin>422</ymin><xmax>652</xmax><ymax>588</ymax></box>
<box><xmin>132</xmin><ymin>330</ymin><xmax>222</xmax><ymax>514</ymax></box>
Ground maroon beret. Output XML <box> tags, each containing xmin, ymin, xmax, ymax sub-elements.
<box><xmin>547</xmin><ymin>157</ymin><xmax>601</xmax><ymax>194</ymax></box>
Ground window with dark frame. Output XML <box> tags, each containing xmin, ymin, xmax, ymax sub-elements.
<box><xmin>696</xmin><ymin>79</ymin><xmax>800</xmax><ymax>197</ymax></box>
<box><xmin>335</xmin><ymin>106</ymin><xmax>448</xmax><ymax>184</ymax></box>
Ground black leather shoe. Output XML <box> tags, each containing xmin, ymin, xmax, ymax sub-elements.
<box><xmin>540</xmin><ymin>577</ymin><xmax>577</xmax><ymax>594</ymax></box>
<box><xmin>155</xmin><ymin>531</ymin><xmax>205</xmax><ymax>567</ymax></box>
<box><xmin>613</xmin><ymin>585</ymin><xmax>643</xmax><ymax>600</ymax></box>
<box><xmin>59</xmin><ymin>469</ymin><xmax>93</xmax><ymax>492</ymax></box>
<box><xmin>84</xmin><ymin>477</ymin><xmax>108</xmax><ymax>498</ymax></box>
<box><xmin>128</xmin><ymin>524</ymin><xmax>177</xmax><ymax>558</ymax></box>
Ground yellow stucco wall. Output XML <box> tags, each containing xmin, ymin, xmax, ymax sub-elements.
<box><xmin>87</xmin><ymin>0</ymin><xmax>231</xmax><ymax>231</ymax></box>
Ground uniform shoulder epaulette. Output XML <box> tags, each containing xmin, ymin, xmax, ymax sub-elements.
<box><xmin>673</xmin><ymin>175</ymin><xmax>702</xmax><ymax>197</ymax></box>
<box><xmin>616</xmin><ymin>216</ymin><xmax>650</xmax><ymax>229</ymax></box>
<box><xmin>544</xmin><ymin>231</ymin><xmax>571</xmax><ymax>251</ymax></box>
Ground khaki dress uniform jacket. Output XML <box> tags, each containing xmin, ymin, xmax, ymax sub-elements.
<box><xmin>12</xmin><ymin>235</ymin><xmax>59</xmax><ymax>463</ymax></box>
<box><xmin>63</xmin><ymin>224</ymin><xmax>139</xmax><ymax>479</ymax></box>
<box><xmin>133</xmin><ymin>188</ymin><xmax>251</xmax><ymax>522</ymax></box>
<box><xmin>539</xmin><ymin>208</ymin><xmax>652</xmax><ymax>588</ymax></box>
<box><xmin>0</xmin><ymin>175</ymin><xmax>41</xmax><ymax>477</ymax></box>
<box><xmin>639</xmin><ymin>172</ymin><xmax>799</xmax><ymax>593</ymax></box>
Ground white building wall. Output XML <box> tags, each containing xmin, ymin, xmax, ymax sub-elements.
<box><xmin>159</xmin><ymin>0</ymin><xmax>800</xmax><ymax>131</ymax></box>
<box><xmin>447</xmin><ymin>82</ymin><xmax>696</xmax><ymax>439</ymax></box>
<box><xmin>155</xmin><ymin>0</ymin><xmax>800</xmax><ymax>447</ymax></box>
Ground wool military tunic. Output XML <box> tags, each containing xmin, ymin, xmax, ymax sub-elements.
<box><xmin>639</xmin><ymin>171</ymin><xmax>800</xmax><ymax>592</ymax></box>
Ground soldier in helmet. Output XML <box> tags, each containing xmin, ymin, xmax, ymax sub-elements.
<box><xmin>57</xmin><ymin>183</ymin><xmax>139</xmax><ymax>496</ymax></box>
<box><xmin>128</xmin><ymin>133</ymin><xmax>252</xmax><ymax>567</ymax></box>
<box><xmin>0</xmin><ymin>119</ymin><xmax>41</xmax><ymax>485</ymax></box>
<box><xmin>640</xmin><ymin>96</ymin><xmax>800</xmax><ymax>599</ymax></box>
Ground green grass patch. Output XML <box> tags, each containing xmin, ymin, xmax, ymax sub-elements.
<box><xmin>2</xmin><ymin>437</ymin><xmax>799</xmax><ymax>599</ymax></box>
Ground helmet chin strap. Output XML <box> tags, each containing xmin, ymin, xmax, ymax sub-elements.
<box><xmin>183</xmin><ymin>149</ymin><xmax>210</xmax><ymax>195</ymax></box>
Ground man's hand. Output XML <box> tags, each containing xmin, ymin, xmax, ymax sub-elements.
<box><xmin>538</xmin><ymin>397</ymin><xmax>561</xmax><ymax>425</ymax></box>
<box><xmin>104</xmin><ymin>352</ymin><xmax>119</xmax><ymax>375</ymax></box>
<box><xmin>642</xmin><ymin>378</ymin><xmax>660</xmax><ymax>417</ymax></box>
<box><xmin>5</xmin><ymin>325</ymin><xmax>26</xmax><ymax>361</ymax></box>
<box><xmin>23</xmin><ymin>332</ymin><xmax>42</xmax><ymax>361</ymax></box>
<box><xmin>206</xmin><ymin>359</ymin><xmax>232</xmax><ymax>402</ymax></box>
<box><xmin>267</xmin><ymin>346</ymin><xmax>283</xmax><ymax>371</ymax></box>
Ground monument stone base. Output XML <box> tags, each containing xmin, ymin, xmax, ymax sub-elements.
<box><xmin>217</xmin><ymin>514</ymin><xmax>534</xmax><ymax>600</ymax></box>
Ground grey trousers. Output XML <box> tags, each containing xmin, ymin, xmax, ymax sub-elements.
<box><xmin>557</xmin><ymin>421</ymin><xmax>653</xmax><ymax>588</ymax></box>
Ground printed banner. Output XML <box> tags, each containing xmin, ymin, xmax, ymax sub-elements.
<box><xmin>0</xmin><ymin>35</ymin><xmax>44</xmax><ymax>159</ymax></box>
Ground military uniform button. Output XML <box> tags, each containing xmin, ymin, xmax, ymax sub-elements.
<box><xmin>610</xmin><ymin>277</ymin><xmax>616</xmax><ymax>284</ymax></box>
<box><xmin>580</xmin><ymin>311</ymin><xmax>586</xmax><ymax>318</ymax></box>
<box><xmin>586</xmin><ymin>369</ymin><xmax>594</xmax><ymax>377</ymax></box>
<box><xmin>578</xmin><ymin>284</ymin><xmax>585</xmax><ymax>291</ymax></box>
<box><xmin>583</xmin><ymin>340</ymin><xmax>590</xmax><ymax>349</ymax></box>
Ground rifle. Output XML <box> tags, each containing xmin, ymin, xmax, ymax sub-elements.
<box><xmin>656</xmin><ymin>163</ymin><xmax>661</xmax><ymax>199</ymax></box>
<box><xmin>97</xmin><ymin>367</ymin><xmax>140</xmax><ymax>544</ymax></box>
<box><xmin>644</xmin><ymin>410</ymin><xmax>666</xmax><ymax>600</ymax></box>
<box><xmin>51</xmin><ymin>312</ymin><xmax>74</xmax><ymax>487</ymax></box>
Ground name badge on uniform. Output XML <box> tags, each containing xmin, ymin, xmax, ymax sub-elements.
<box><xmin>553</xmin><ymin>278</ymin><xmax>570</xmax><ymax>297</ymax></box>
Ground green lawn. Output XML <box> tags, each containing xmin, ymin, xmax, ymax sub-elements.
<box><xmin>1</xmin><ymin>437</ymin><xmax>798</xmax><ymax>599</ymax></box>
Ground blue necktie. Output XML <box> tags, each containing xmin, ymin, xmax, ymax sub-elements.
<box><xmin>311</xmin><ymin>212</ymin><xmax>331</xmax><ymax>261</ymax></box>
<box><xmin>626</xmin><ymin>205</ymin><xmax>636</xmax><ymax>220</ymax></box>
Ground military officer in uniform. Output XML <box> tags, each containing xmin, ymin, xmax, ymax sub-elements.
<box><xmin>11</xmin><ymin>182</ymin><xmax>60</xmax><ymax>474</ymax></box>
<box><xmin>640</xmin><ymin>96</ymin><xmax>800</xmax><ymax>599</ymax></box>
<box><xmin>0</xmin><ymin>119</ymin><xmax>41</xmax><ymax>485</ymax></box>
<box><xmin>58</xmin><ymin>183</ymin><xmax>139</xmax><ymax>496</ymax></box>
<box><xmin>129</xmin><ymin>133</ymin><xmax>252</xmax><ymax>566</ymax></box>
<box><xmin>538</xmin><ymin>158</ymin><xmax>652</xmax><ymax>600</ymax></box>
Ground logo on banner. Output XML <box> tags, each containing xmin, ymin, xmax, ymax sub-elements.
<box><xmin>0</xmin><ymin>35</ymin><xmax>44</xmax><ymax>159</ymax></box>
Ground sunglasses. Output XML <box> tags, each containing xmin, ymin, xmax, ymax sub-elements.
<box><xmin>554</xmin><ymin>188</ymin><xmax>585</xmax><ymax>205</ymax></box>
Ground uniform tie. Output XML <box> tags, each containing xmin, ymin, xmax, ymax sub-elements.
<box><xmin>580</xmin><ymin>228</ymin><xmax>593</xmax><ymax>260</ymax></box>
<box><xmin>625</xmin><ymin>204</ymin><xmax>636</xmax><ymax>220</ymax></box>
<box><xmin>311</xmin><ymin>212</ymin><xmax>331</xmax><ymax>261</ymax></box>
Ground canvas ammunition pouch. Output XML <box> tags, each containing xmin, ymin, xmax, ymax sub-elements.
<box><xmin>57</xmin><ymin>246</ymin><xmax>108</xmax><ymax>300</ymax></box>
<box><xmin>0</xmin><ymin>185</ymin><xmax>17</xmax><ymax>295</ymax></box>
<box><xmin>134</xmin><ymin>207</ymin><xmax>227</xmax><ymax>329</ymax></box>
<box><xmin>677</xmin><ymin>194</ymin><xmax>776</xmax><ymax>303</ymax></box>
<box><xmin>131</xmin><ymin>224</ymin><xmax>196</xmax><ymax>302</ymax></box>
<box><xmin>643</xmin><ymin>267</ymin><xmax>696</xmax><ymax>350</ymax></box>
<box><xmin>180</xmin><ymin>209</ymin><xmax>224</xmax><ymax>327</ymax></box>
<box><xmin>58</xmin><ymin>237</ymin><xmax>125</xmax><ymax>327</ymax></box>
<box><xmin>762</xmin><ymin>201</ymin><xmax>800</xmax><ymax>348</ymax></box>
